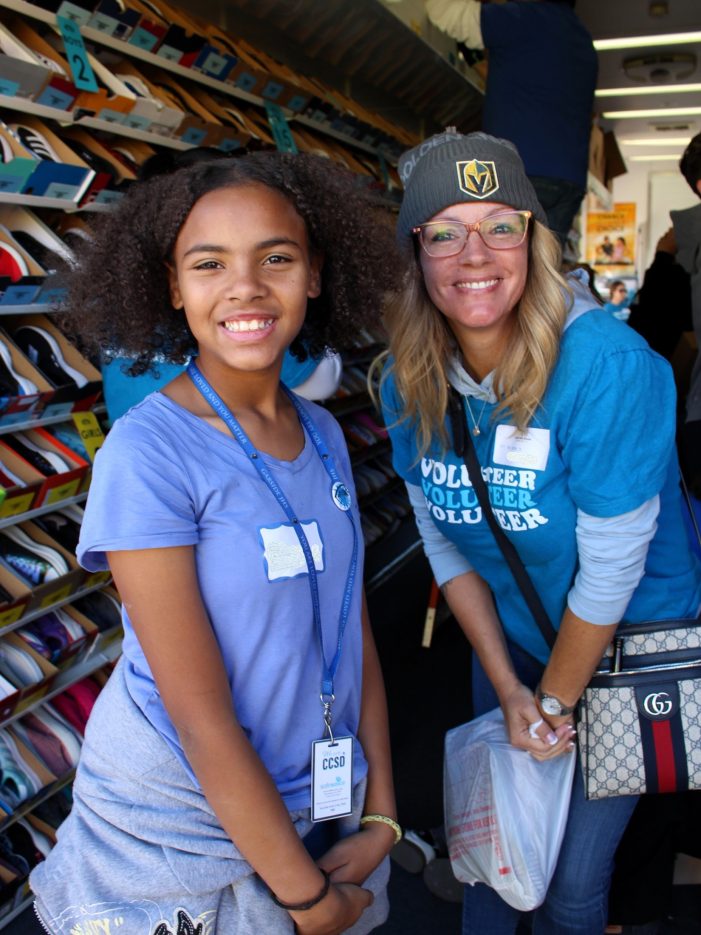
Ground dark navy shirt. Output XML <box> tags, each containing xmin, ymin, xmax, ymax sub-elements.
<box><xmin>481</xmin><ymin>1</ymin><xmax>598</xmax><ymax>187</ymax></box>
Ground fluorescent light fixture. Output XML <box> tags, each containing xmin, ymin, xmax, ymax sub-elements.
<box><xmin>596</xmin><ymin>83</ymin><xmax>701</xmax><ymax>98</ymax></box>
<box><xmin>620</xmin><ymin>138</ymin><xmax>691</xmax><ymax>146</ymax></box>
<box><xmin>628</xmin><ymin>154</ymin><xmax>683</xmax><ymax>161</ymax></box>
<box><xmin>602</xmin><ymin>106</ymin><xmax>701</xmax><ymax>119</ymax></box>
<box><xmin>594</xmin><ymin>31</ymin><xmax>701</xmax><ymax>51</ymax></box>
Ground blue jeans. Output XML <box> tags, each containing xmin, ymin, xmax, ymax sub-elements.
<box><xmin>462</xmin><ymin>642</ymin><xmax>638</xmax><ymax>935</ymax></box>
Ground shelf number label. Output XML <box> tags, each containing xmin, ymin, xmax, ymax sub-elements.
<box><xmin>265</xmin><ymin>102</ymin><xmax>298</xmax><ymax>154</ymax></box>
<box><xmin>57</xmin><ymin>16</ymin><xmax>99</xmax><ymax>92</ymax></box>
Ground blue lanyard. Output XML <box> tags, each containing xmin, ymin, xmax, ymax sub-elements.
<box><xmin>187</xmin><ymin>361</ymin><xmax>359</xmax><ymax>729</ymax></box>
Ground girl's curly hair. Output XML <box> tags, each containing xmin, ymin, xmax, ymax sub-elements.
<box><xmin>61</xmin><ymin>152</ymin><xmax>403</xmax><ymax>375</ymax></box>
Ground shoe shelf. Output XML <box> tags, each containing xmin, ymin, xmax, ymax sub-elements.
<box><xmin>0</xmin><ymin>892</ymin><xmax>33</xmax><ymax>930</ymax></box>
<box><xmin>350</xmin><ymin>438</ymin><xmax>391</xmax><ymax>469</ymax></box>
<box><xmin>0</xmin><ymin>767</ymin><xmax>74</xmax><ymax>835</ymax></box>
<box><xmin>0</xmin><ymin>576</ymin><xmax>110</xmax><ymax>640</ymax></box>
<box><xmin>0</xmin><ymin>635</ymin><xmax>121</xmax><ymax>732</ymax></box>
<box><xmin>326</xmin><ymin>391</ymin><xmax>372</xmax><ymax>419</ymax></box>
<box><xmin>364</xmin><ymin>512</ymin><xmax>423</xmax><ymax>596</ymax></box>
<box><xmin>0</xmin><ymin>491</ymin><xmax>87</xmax><ymax>532</ymax></box>
<box><xmin>0</xmin><ymin>0</ymin><xmax>400</xmax><ymax>164</ymax></box>
<box><xmin>0</xmin><ymin>304</ymin><xmax>54</xmax><ymax>316</ymax></box>
<box><xmin>0</xmin><ymin>93</ymin><xmax>192</xmax><ymax>152</ymax></box>
<box><xmin>358</xmin><ymin>475</ymin><xmax>403</xmax><ymax>512</ymax></box>
<box><xmin>0</xmin><ymin>403</ymin><xmax>105</xmax><ymax>437</ymax></box>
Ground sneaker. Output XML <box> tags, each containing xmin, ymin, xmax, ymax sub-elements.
<box><xmin>3</xmin><ymin>435</ymin><xmax>59</xmax><ymax>476</ymax></box>
<box><xmin>32</xmin><ymin>511</ymin><xmax>81</xmax><ymax>553</ymax></box>
<box><xmin>8</xmin><ymin>124</ymin><xmax>61</xmax><ymax>163</ymax></box>
<box><xmin>13</xmin><ymin>326</ymin><xmax>88</xmax><ymax>389</ymax></box>
<box><xmin>0</xmin><ymin>338</ymin><xmax>37</xmax><ymax>396</ymax></box>
<box><xmin>391</xmin><ymin>829</ymin><xmax>437</xmax><ymax>874</ymax></box>
<box><xmin>0</xmin><ymin>461</ymin><xmax>25</xmax><ymax>489</ymax></box>
<box><xmin>422</xmin><ymin>857</ymin><xmax>464</xmax><ymax>904</ymax></box>
<box><xmin>45</xmin><ymin>423</ymin><xmax>90</xmax><ymax>461</ymax></box>
<box><xmin>2</xmin><ymin>526</ymin><xmax>69</xmax><ymax>576</ymax></box>
<box><xmin>72</xmin><ymin>589</ymin><xmax>121</xmax><ymax>631</ymax></box>
<box><xmin>0</xmin><ymin>240</ymin><xmax>29</xmax><ymax>282</ymax></box>
<box><xmin>0</xmin><ymin>640</ymin><xmax>44</xmax><ymax>686</ymax></box>
<box><xmin>0</xmin><ymin>528</ymin><xmax>68</xmax><ymax>585</ymax></box>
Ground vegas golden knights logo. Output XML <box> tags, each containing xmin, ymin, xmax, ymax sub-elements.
<box><xmin>456</xmin><ymin>160</ymin><xmax>499</xmax><ymax>199</ymax></box>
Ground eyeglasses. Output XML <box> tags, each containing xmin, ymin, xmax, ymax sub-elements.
<box><xmin>412</xmin><ymin>210</ymin><xmax>532</xmax><ymax>257</ymax></box>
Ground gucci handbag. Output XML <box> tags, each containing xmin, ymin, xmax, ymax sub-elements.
<box><xmin>578</xmin><ymin>617</ymin><xmax>701</xmax><ymax>799</ymax></box>
<box><xmin>448</xmin><ymin>389</ymin><xmax>701</xmax><ymax>801</ymax></box>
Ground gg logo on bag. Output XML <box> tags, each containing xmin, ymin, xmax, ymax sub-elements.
<box><xmin>635</xmin><ymin>684</ymin><xmax>679</xmax><ymax>720</ymax></box>
<box><xmin>642</xmin><ymin>692</ymin><xmax>673</xmax><ymax>718</ymax></box>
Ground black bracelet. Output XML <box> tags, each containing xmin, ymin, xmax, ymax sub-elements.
<box><xmin>270</xmin><ymin>870</ymin><xmax>331</xmax><ymax>911</ymax></box>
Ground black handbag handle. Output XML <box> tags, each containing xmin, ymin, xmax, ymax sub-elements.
<box><xmin>447</xmin><ymin>388</ymin><xmax>558</xmax><ymax>651</ymax></box>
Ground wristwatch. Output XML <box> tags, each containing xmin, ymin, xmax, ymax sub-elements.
<box><xmin>536</xmin><ymin>685</ymin><xmax>576</xmax><ymax>717</ymax></box>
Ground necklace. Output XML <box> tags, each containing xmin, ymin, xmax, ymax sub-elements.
<box><xmin>464</xmin><ymin>395</ymin><xmax>488</xmax><ymax>436</ymax></box>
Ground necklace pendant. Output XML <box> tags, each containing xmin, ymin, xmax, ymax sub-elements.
<box><xmin>472</xmin><ymin>426</ymin><xmax>480</xmax><ymax>436</ymax></box>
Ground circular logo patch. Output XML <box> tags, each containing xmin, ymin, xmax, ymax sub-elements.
<box><xmin>331</xmin><ymin>481</ymin><xmax>351</xmax><ymax>512</ymax></box>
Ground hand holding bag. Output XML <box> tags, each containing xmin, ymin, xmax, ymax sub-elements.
<box><xmin>444</xmin><ymin>708</ymin><xmax>575</xmax><ymax>911</ymax></box>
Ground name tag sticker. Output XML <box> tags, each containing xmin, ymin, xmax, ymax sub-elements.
<box><xmin>493</xmin><ymin>425</ymin><xmax>550</xmax><ymax>471</ymax></box>
<box><xmin>311</xmin><ymin>736</ymin><xmax>353</xmax><ymax>821</ymax></box>
<box><xmin>260</xmin><ymin>520</ymin><xmax>324</xmax><ymax>581</ymax></box>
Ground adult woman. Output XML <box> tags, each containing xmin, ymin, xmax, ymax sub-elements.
<box><xmin>379</xmin><ymin>131</ymin><xmax>701</xmax><ymax>934</ymax></box>
<box><xmin>30</xmin><ymin>154</ymin><xmax>400</xmax><ymax>935</ymax></box>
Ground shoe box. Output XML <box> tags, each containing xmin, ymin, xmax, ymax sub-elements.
<box><xmin>0</xmin><ymin>631</ymin><xmax>59</xmax><ymax>720</ymax></box>
<box><xmin>4</xmin><ymin>315</ymin><xmax>103</xmax><ymax>415</ymax></box>
<box><xmin>0</xmin><ymin>330</ymin><xmax>51</xmax><ymax>424</ymax></box>
<box><xmin>76</xmin><ymin>585</ymin><xmax>123</xmax><ymax>659</ymax></box>
<box><xmin>0</xmin><ymin>122</ymin><xmax>42</xmax><ymax>198</ymax></box>
<box><xmin>13</xmin><ymin>427</ymin><xmax>89</xmax><ymax>503</ymax></box>
<box><xmin>0</xmin><ymin>207</ymin><xmax>73</xmax><ymax>304</ymax></box>
<box><xmin>0</xmin><ymin>224</ymin><xmax>47</xmax><ymax>308</ymax></box>
<box><xmin>0</xmin><ymin>441</ymin><xmax>47</xmax><ymax>520</ymax></box>
<box><xmin>1</xmin><ymin>519</ymin><xmax>85</xmax><ymax>608</ymax></box>
<box><xmin>0</xmin><ymin>21</ymin><xmax>55</xmax><ymax>103</ymax></box>
<box><xmin>6</xmin><ymin>115</ymin><xmax>95</xmax><ymax>204</ymax></box>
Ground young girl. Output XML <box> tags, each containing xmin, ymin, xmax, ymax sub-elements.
<box><xmin>30</xmin><ymin>154</ymin><xmax>402</xmax><ymax>935</ymax></box>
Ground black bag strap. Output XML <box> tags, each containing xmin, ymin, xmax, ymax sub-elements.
<box><xmin>447</xmin><ymin>388</ymin><xmax>558</xmax><ymax>650</ymax></box>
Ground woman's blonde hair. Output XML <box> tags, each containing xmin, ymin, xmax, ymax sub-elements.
<box><xmin>375</xmin><ymin>221</ymin><xmax>570</xmax><ymax>457</ymax></box>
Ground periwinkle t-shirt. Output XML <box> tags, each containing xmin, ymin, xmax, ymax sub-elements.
<box><xmin>78</xmin><ymin>392</ymin><xmax>367</xmax><ymax>808</ymax></box>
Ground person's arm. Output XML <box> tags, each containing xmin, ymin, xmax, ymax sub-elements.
<box><xmin>406</xmin><ymin>481</ymin><xmax>571</xmax><ymax>755</ymax></box>
<box><xmin>108</xmin><ymin>546</ymin><xmax>371</xmax><ymax>935</ymax></box>
<box><xmin>441</xmin><ymin>571</ymin><xmax>573</xmax><ymax>757</ymax></box>
<box><xmin>317</xmin><ymin>594</ymin><xmax>397</xmax><ymax>884</ymax></box>
<box><xmin>535</xmin><ymin>498</ymin><xmax>660</xmax><ymax>726</ymax></box>
<box><xmin>425</xmin><ymin>0</ymin><xmax>484</xmax><ymax>49</ymax></box>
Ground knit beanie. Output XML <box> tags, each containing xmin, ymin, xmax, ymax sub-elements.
<box><xmin>397</xmin><ymin>130</ymin><xmax>547</xmax><ymax>241</ymax></box>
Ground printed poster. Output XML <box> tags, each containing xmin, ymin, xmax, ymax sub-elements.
<box><xmin>586</xmin><ymin>203</ymin><xmax>637</xmax><ymax>274</ymax></box>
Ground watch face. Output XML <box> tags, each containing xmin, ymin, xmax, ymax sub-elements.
<box><xmin>541</xmin><ymin>696</ymin><xmax>562</xmax><ymax>716</ymax></box>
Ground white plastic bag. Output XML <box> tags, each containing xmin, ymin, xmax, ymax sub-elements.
<box><xmin>444</xmin><ymin>706</ymin><xmax>575</xmax><ymax>911</ymax></box>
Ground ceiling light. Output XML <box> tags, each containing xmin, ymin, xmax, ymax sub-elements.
<box><xmin>628</xmin><ymin>154</ymin><xmax>683</xmax><ymax>161</ymax></box>
<box><xmin>620</xmin><ymin>137</ymin><xmax>691</xmax><ymax>145</ymax></box>
<box><xmin>602</xmin><ymin>107</ymin><xmax>701</xmax><ymax>119</ymax></box>
<box><xmin>594</xmin><ymin>31</ymin><xmax>701</xmax><ymax>51</ymax></box>
<box><xmin>596</xmin><ymin>83</ymin><xmax>701</xmax><ymax>97</ymax></box>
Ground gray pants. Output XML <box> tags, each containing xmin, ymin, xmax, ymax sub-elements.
<box><xmin>30</xmin><ymin>660</ymin><xmax>390</xmax><ymax>934</ymax></box>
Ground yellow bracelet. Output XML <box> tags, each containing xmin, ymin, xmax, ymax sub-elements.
<box><xmin>360</xmin><ymin>814</ymin><xmax>403</xmax><ymax>845</ymax></box>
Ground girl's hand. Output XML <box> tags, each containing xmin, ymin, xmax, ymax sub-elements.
<box><xmin>289</xmin><ymin>881</ymin><xmax>373</xmax><ymax>935</ymax></box>
<box><xmin>500</xmin><ymin>683</ymin><xmax>575</xmax><ymax>760</ymax></box>
<box><xmin>317</xmin><ymin>822</ymin><xmax>395</xmax><ymax>885</ymax></box>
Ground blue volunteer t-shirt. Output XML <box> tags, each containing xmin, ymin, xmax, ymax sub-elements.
<box><xmin>382</xmin><ymin>310</ymin><xmax>701</xmax><ymax>662</ymax></box>
<box><xmin>78</xmin><ymin>392</ymin><xmax>368</xmax><ymax>808</ymax></box>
